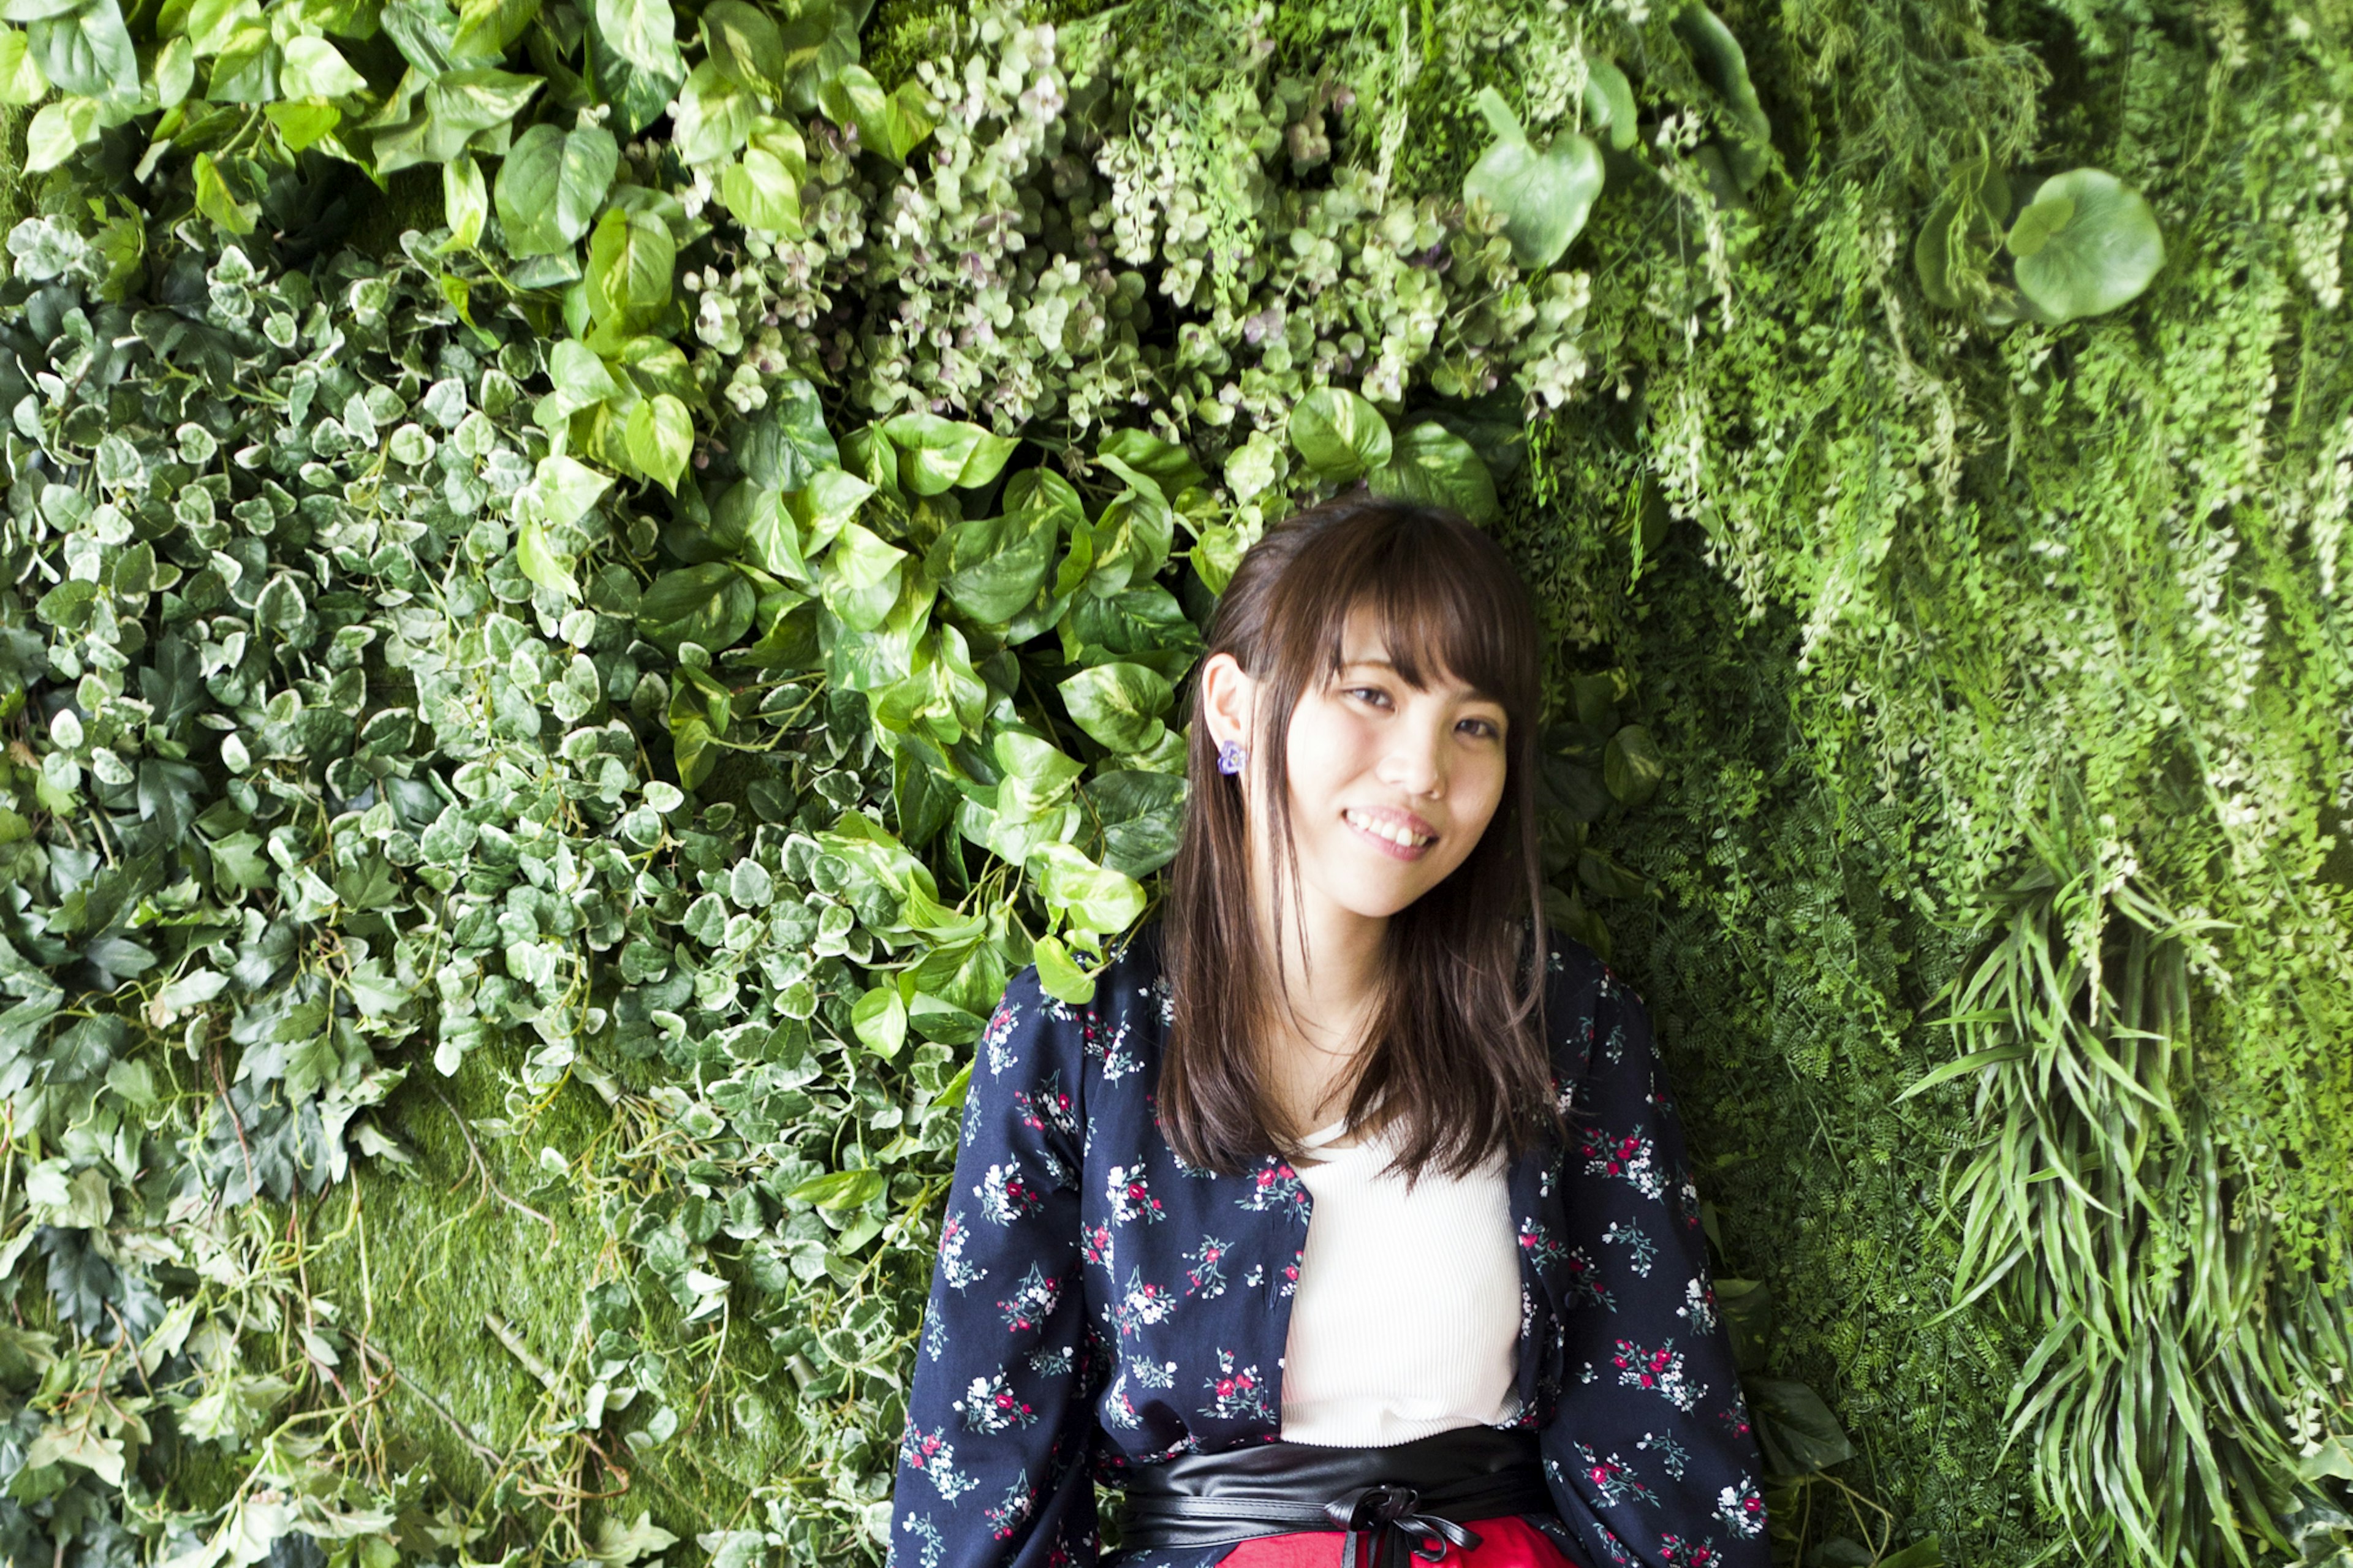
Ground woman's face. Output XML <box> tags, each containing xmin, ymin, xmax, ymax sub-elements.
<box><xmin>1226</xmin><ymin>604</ymin><xmax>1513</xmax><ymax>923</ymax></box>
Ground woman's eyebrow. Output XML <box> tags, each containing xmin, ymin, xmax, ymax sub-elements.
<box><xmin>1337</xmin><ymin>657</ymin><xmax>1504</xmax><ymax>704</ymax></box>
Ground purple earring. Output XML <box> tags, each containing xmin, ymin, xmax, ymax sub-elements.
<box><xmin>1216</xmin><ymin>739</ymin><xmax>1249</xmax><ymax>775</ymax></box>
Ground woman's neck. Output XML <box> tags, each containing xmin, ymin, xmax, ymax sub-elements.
<box><xmin>1250</xmin><ymin>856</ymin><xmax>1389</xmax><ymax>1136</ymax></box>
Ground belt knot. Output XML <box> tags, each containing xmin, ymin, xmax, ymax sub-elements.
<box><xmin>1322</xmin><ymin>1485</ymin><xmax>1484</xmax><ymax>1568</ymax></box>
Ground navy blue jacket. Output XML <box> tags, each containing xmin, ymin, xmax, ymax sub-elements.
<box><xmin>888</xmin><ymin>922</ymin><xmax>1768</xmax><ymax>1568</ymax></box>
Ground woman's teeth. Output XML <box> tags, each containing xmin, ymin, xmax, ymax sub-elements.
<box><xmin>1344</xmin><ymin>809</ymin><xmax>1432</xmax><ymax>847</ymax></box>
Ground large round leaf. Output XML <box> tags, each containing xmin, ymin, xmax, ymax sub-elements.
<box><xmin>2009</xmin><ymin>168</ymin><xmax>2164</xmax><ymax>322</ymax></box>
<box><xmin>1287</xmin><ymin>387</ymin><xmax>1392</xmax><ymax>482</ymax></box>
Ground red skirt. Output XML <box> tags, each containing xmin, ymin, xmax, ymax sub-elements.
<box><xmin>1214</xmin><ymin>1517</ymin><xmax>1579</xmax><ymax>1568</ymax></box>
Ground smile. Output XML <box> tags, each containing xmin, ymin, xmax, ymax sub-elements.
<box><xmin>1343</xmin><ymin>808</ymin><xmax>1436</xmax><ymax>856</ymax></box>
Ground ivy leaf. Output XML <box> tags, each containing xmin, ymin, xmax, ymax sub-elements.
<box><xmin>1026</xmin><ymin>842</ymin><xmax>1146</xmax><ymax>938</ymax></box>
<box><xmin>2007</xmin><ymin>169</ymin><xmax>2164</xmax><ymax>322</ymax></box>
<box><xmin>625</xmin><ymin>392</ymin><xmax>693</xmax><ymax>491</ymax></box>
<box><xmin>1463</xmin><ymin>86</ymin><xmax>1604</xmax><ymax>271</ymax></box>
<box><xmin>1058</xmin><ymin>662</ymin><xmax>1172</xmax><ymax>753</ymax></box>
<box><xmin>441</xmin><ymin>152</ymin><xmax>488</xmax><ymax>251</ymax></box>
<box><xmin>591</xmin><ymin>0</ymin><xmax>678</xmax><ymax>81</ymax></box>
<box><xmin>785</xmin><ymin>467</ymin><xmax>874</xmax><ymax>558</ymax></box>
<box><xmin>938</xmin><ymin>506</ymin><xmax>1056</xmax><ymax>625</ymax></box>
<box><xmin>701</xmin><ymin>0</ymin><xmax>783</xmax><ymax>89</ymax></box>
<box><xmin>1368</xmin><ymin>420</ymin><xmax>1500</xmax><ymax>525</ymax></box>
<box><xmin>26</xmin><ymin>0</ymin><xmax>135</xmax><ymax>101</ymax></box>
<box><xmin>639</xmin><ymin>562</ymin><xmax>757</xmax><ymax>653</ymax></box>
<box><xmin>851</xmin><ymin>985</ymin><xmax>905</xmax><ymax>1056</ymax></box>
<box><xmin>0</xmin><ymin>27</ymin><xmax>53</xmax><ymax>102</ymax></box>
<box><xmin>1288</xmin><ymin>386</ymin><xmax>1392</xmax><ymax>482</ymax></box>
<box><xmin>1031</xmin><ymin>934</ymin><xmax>1094</xmax><ymax>1004</ymax></box>
<box><xmin>786</xmin><ymin>1168</ymin><xmax>884</xmax><ymax>1211</ymax></box>
<box><xmin>721</xmin><ymin>144</ymin><xmax>805</xmax><ymax>234</ymax></box>
<box><xmin>1602</xmin><ymin>723</ymin><xmax>1663</xmax><ymax>806</ymax></box>
<box><xmin>192</xmin><ymin>152</ymin><xmax>260</xmax><ymax>234</ymax></box>
<box><xmin>740</xmin><ymin>378</ymin><xmax>837</xmax><ymax>490</ymax></box>
<box><xmin>820</xmin><ymin>523</ymin><xmax>907</xmax><ymax>634</ymax></box>
<box><xmin>878</xmin><ymin>411</ymin><xmax>1019</xmax><ymax>496</ymax></box>
<box><xmin>586</xmin><ymin>206</ymin><xmax>675</xmax><ymax>329</ymax></box>
<box><xmin>278</xmin><ymin>33</ymin><xmax>363</xmax><ymax>95</ymax></box>
<box><xmin>1080</xmin><ymin>769</ymin><xmax>1186</xmax><ymax>879</ymax></box>
<box><xmin>675</xmin><ymin>57</ymin><xmax>757</xmax><ymax>164</ymax></box>
<box><xmin>23</xmin><ymin>94</ymin><xmax>99</xmax><ymax>172</ymax></box>
<box><xmin>497</xmin><ymin>121</ymin><xmax>618</xmax><ymax>257</ymax></box>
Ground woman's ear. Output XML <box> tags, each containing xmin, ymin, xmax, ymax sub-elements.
<box><xmin>1196</xmin><ymin>651</ymin><xmax>1257</xmax><ymax>751</ymax></box>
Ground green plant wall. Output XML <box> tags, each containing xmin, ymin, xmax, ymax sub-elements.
<box><xmin>0</xmin><ymin>4</ymin><xmax>2346</xmax><ymax>1568</ymax></box>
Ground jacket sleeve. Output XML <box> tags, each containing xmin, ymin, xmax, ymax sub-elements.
<box><xmin>1542</xmin><ymin>945</ymin><xmax>1771</xmax><ymax>1568</ymax></box>
<box><xmin>889</xmin><ymin>964</ymin><xmax>1100</xmax><ymax>1568</ymax></box>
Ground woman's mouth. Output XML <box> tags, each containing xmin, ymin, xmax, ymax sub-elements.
<box><xmin>1343</xmin><ymin>807</ymin><xmax>1436</xmax><ymax>860</ymax></box>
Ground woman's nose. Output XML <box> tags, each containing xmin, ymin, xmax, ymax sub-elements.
<box><xmin>1378</xmin><ymin>719</ymin><xmax>1447</xmax><ymax>797</ymax></box>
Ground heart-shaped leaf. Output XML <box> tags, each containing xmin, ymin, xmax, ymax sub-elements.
<box><xmin>1288</xmin><ymin>386</ymin><xmax>1392</xmax><ymax>482</ymax></box>
<box><xmin>1367</xmin><ymin>420</ymin><xmax>1499</xmax><ymax>525</ymax></box>
<box><xmin>1463</xmin><ymin>97</ymin><xmax>1605</xmax><ymax>271</ymax></box>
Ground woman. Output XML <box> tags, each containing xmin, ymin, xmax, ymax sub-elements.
<box><xmin>888</xmin><ymin>493</ymin><xmax>1767</xmax><ymax>1568</ymax></box>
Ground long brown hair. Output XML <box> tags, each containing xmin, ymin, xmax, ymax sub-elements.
<box><xmin>1158</xmin><ymin>490</ymin><xmax>1557</xmax><ymax>1183</ymax></box>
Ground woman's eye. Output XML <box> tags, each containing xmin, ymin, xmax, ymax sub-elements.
<box><xmin>1461</xmin><ymin>718</ymin><xmax>1501</xmax><ymax>739</ymax></box>
<box><xmin>1346</xmin><ymin>687</ymin><xmax>1390</xmax><ymax>706</ymax></box>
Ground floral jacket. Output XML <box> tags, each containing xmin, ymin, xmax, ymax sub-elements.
<box><xmin>887</xmin><ymin>921</ymin><xmax>1768</xmax><ymax>1568</ymax></box>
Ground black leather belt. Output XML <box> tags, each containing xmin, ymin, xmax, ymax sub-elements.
<box><xmin>1114</xmin><ymin>1425</ymin><xmax>1557</xmax><ymax>1568</ymax></box>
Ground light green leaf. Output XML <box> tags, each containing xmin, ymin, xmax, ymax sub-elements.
<box><xmin>23</xmin><ymin>94</ymin><xmax>98</xmax><ymax>171</ymax></box>
<box><xmin>1032</xmin><ymin>935</ymin><xmax>1095</xmax><ymax>1004</ymax></box>
<box><xmin>591</xmin><ymin>0</ymin><xmax>676</xmax><ymax>79</ymax></box>
<box><xmin>1583</xmin><ymin>59</ymin><xmax>1636</xmax><ymax>150</ymax></box>
<box><xmin>626</xmin><ymin>392</ymin><xmax>693</xmax><ymax>491</ymax></box>
<box><xmin>518</xmin><ymin>453</ymin><xmax>614</xmax><ymax>529</ymax></box>
<box><xmin>517</xmin><ymin>518</ymin><xmax>580</xmax><ymax>599</ymax></box>
<box><xmin>586</xmin><ymin>206</ymin><xmax>675</xmax><ymax>327</ymax></box>
<box><xmin>1464</xmin><ymin>117</ymin><xmax>1605</xmax><ymax>271</ymax></box>
<box><xmin>851</xmin><ymin>985</ymin><xmax>906</xmax><ymax>1056</ymax></box>
<box><xmin>2008</xmin><ymin>168</ymin><xmax>2164</xmax><ymax>322</ymax></box>
<box><xmin>1288</xmin><ymin>386</ymin><xmax>1392</xmax><ymax>482</ymax></box>
<box><xmin>675</xmin><ymin>56</ymin><xmax>756</xmax><ymax>164</ymax></box>
<box><xmin>192</xmin><ymin>151</ymin><xmax>259</xmax><ymax>233</ymax></box>
<box><xmin>721</xmin><ymin>145</ymin><xmax>805</xmax><ymax>234</ymax></box>
<box><xmin>785</xmin><ymin>467</ymin><xmax>874</xmax><ymax>556</ymax></box>
<box><xmin>820</xmin><ymin>523</ymin><xmax>907</xmax><ymax>634</ymax></box>
<box><xmin>1058</xmin><ymin>662</ymin><xmax>1172</xmax><ymax>753</ymax></box>
<box><xmin>701</xmin><ymin>0</ymin><xmax>782</xmax><ymax>89</ymax></box>
<box><xmin>1027</xmin><ymin>841</ymin><xmax>1146</xmax><ymax>937</ymax></box>
<box><xmin>879</xmin><ymin>411</ymin><xmax>1020</xmax><ymax>495</ymax></box>
<box><xmin>0</xmin><ymin>26</ymin><xmax>52</xmax><ymax>103</ymax></box>
<box><xmin>496</xmin><ymin>121</ymin><xmax>619</xmax><ymax>257</ymax></box>
<box><xmin>550</xmin><ymin>338</ymin><xmax>621</xmax><ymax>405</ymax></box>
<box><xmin>278</xmin><ymin>32</ymin><xmax>363</xmax><ymax>95</ymax></box>
<box><xmin>440</xmin><ymin>152</ymin><xmax>488</xmax><ymax>251</ymax></box>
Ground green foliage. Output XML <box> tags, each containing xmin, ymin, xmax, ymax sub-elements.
<box><xmin>1</xmin><ymin>7</ymin><xmax>2349</xmax><ymax>1568</ymax></box>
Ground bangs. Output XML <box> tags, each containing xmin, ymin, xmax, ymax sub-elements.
<box><xmin>1272</xmin><ymin>509</ymin><xmax>1538</xmax><ymax>722</ymax></box>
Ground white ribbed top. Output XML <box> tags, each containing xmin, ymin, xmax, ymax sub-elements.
<box><xmin>1277</xmin><ymin>1113</ymin><xmax>1522</xmax><ymax>1447</ymax></box>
